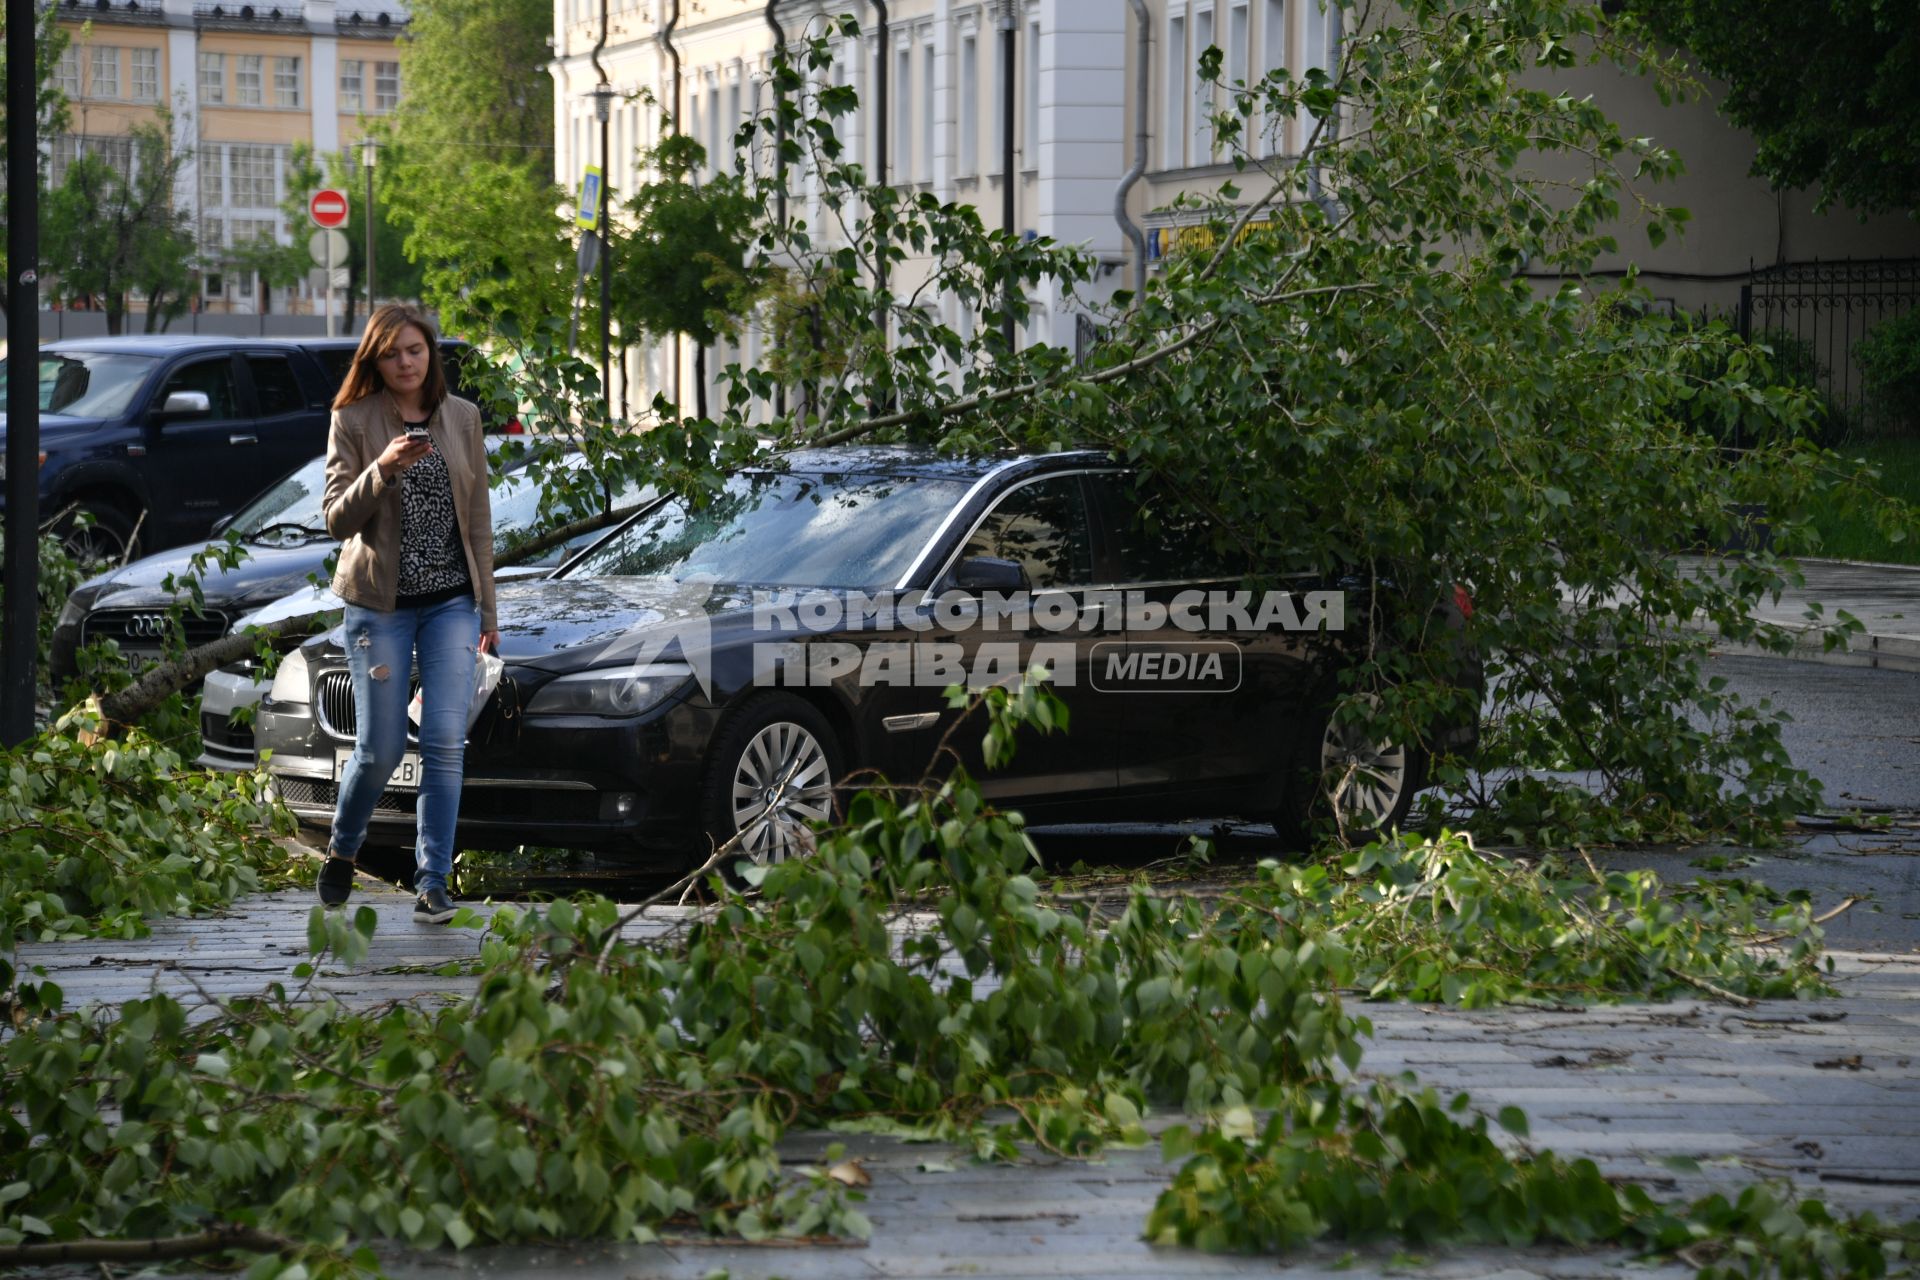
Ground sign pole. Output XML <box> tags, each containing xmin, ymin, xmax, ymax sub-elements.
<box><xmin>4</xmin><ymin>0</ymin><xmax>44</xmax><ymax>746</ymax></box>
<box><xmin>308</xmin><ymin>188</ymin><xmax>351</xmax><ymax>337</ymax></box>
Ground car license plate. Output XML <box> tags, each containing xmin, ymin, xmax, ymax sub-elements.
<box><xmin>122</xmin><ymin>648</ymin><xmax>160</xmax><ymax>674</ymax></box>
<box><xmin>334</xmin><ymin>748</ymin><xmax>424</xmax><ymax>791</ymax></box>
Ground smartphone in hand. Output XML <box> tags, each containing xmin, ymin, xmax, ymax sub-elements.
<box><xmin>404</xmin><ymin>424</ymin><xmax>431</xmax><ymax>444</ymax></box>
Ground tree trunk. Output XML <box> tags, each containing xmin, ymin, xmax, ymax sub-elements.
<box><xmin>92</xmin><ymin>613</ymin><xmax>325</xmax><ymax>729</ymax></box>
<box><xmin>81</xmin><ymin>496</ymin><xmax>651</xmax><ymax>731</ymax></box>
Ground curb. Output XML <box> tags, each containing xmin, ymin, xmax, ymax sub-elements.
<box><xmin>1692</xmin><ymin>620</ymin><xmax>1920</xmax><ymax>676</ymax></box>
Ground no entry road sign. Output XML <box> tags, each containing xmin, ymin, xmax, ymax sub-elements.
<box><xmin>309</xmin><ymin>189</ymin><xmax>350</xmax><ymax>229</ymax></box>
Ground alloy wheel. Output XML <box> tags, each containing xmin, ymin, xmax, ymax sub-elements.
<box><xmin>728</xmin><ymin>719</ymin><xmax>834</xmax><ymax>863</ymax></box>
<box><xmin>1319</xmin><ymin>695</ymin><xmax>1410</xmax><ymax>833</ymax></box>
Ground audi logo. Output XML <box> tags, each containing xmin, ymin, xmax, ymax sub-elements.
<box><xmin>122</xmin><ymin>613</ymin><xmax>169</xmax><ymax>639</ymax></box>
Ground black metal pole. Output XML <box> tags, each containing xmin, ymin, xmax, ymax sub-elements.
<box><xmin>867</xmin><ymin>0</ymin><xmax>889</xmax><ymax>416</ymax></box>
<box><xmin>1001</xmin><ymin>2</ymin><xmax>1016</xmax><ymax>352</ymax></box>
<box><xmin>592</xmin><ymin>0</ymin><xmax>612</xmax><ymax>418</ymax></box>
<box><xmin>5</xmin><ymin>0</ymin><xmax>44</xmax><ymax>746</ymax></box>
<box><xmin>364</xmin><ymin>148</ymin><xmax>376</xmax><ymax>310</ymax></box>
<box><xmin>599</xmin><ymin>107</ymin><xmax>612</xmax><ymax>414</ymax></box>
<box><xmin>873</xmin><ymin>0</ymin><xmax>889</xmax><ymax>335</ymax></box>
<box><xmin>766</xmin><ymin>0</ymin><xmax>787</xmax><ymax>419</ymax></box>
<box><xmin>662</xmin><ymin>0</ymin><xmax>683</xmax><ymax>411</ymax></box>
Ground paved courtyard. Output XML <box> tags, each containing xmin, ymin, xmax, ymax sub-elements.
<box><xmin>18</xmin><ymin>878</ymin><xmax>1918</xmax><ymax>1280</ymax></box>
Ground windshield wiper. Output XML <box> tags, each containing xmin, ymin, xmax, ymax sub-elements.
<box><xmin>245</xmin><ymin>521</ymin><xmax>330</xmax><ymax>545</ymax></box>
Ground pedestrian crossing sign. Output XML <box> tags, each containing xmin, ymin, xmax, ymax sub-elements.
<box><xmin>577</xmin><ymin>166</ymin><xmax>604</xmax><ymax>230</ymax></box>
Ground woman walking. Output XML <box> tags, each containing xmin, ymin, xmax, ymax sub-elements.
<box><xmin>315</xmin><ymin>304</ymin><xmax>498</xmax><ymax>923</ymax></box>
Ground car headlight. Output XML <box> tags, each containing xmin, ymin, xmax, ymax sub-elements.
<box><xmin>268</xmin><ymin>647</ymin><xmax>311</xmax><ymax>705</ymax></box>
<box><xmin>524</xmin><ymin>663</ymin><xmax>692</xmax><ymax>717</ymax></box>
<box><xmin>57</xmin><ymin>594</ymin><xmax>87</xmax><ymax>630</ymax></box>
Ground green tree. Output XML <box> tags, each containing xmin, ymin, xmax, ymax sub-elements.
<box><xmin>1621</xmin><ymin>0</ymin><xmax>1920</xmax><ymax>215</ymax></box>
<box><xmin>0</xmin><ymin>3</ymin><xmax>71</xmax><ymax>313</ymax></box>
<box><xmin>615</xmin><ymin>132</ymin><xmax>767</xmax><ymax>420</ymax></box>
<box><xmin>41</xmin><ymin>117</ymin><xmax>197</xmax><ymax>335</ymax></box>
<box><xmin>250</xmin><ymin>141</ymin><xmax>422</xmax><ymax>334</ymax></box>
<box><xmin>380</xmin><ymin>0</ymin><xmax>571</xmax><ymax>339</ymax></box>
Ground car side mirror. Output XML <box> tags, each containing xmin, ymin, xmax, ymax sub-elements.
<box><xmin>156</xmin><ymin>390</ymin><xmax>211</xmax><ymax>419</ymax></box>
<box><xmin>951</xmin><ymin>556</ymin><xmax>1028</xmax><ymax>594</ymax></box>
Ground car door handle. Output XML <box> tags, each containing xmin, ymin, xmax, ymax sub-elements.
<box><xmin>229</xmin><ymin>433</ymin><xmax>258</xmax><ymax>446</ymax></box>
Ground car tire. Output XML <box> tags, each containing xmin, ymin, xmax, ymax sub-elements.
<box><xmin>699</xmin><ymin>694</ymin><xmax>843</xmax><ymax>876</ymax></box>
<box><xmin>53</xmin><ymin>498</ymin><xmax>141</xmax><ymax>570</ymax></box>
<box><xmin>1275</xmin><ymin>691</ymin><xmax>1425</xmax><ymax>847</ymax></box>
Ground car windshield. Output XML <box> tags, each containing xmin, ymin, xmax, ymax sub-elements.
<box><xmin>489</xmin><ymin>462</ymin><xmax>651</xmax><ymax>566</ymax></box>
<box><xmin>0</xmin><ymin>352</ymin><xmax>160</xmax><ymax>418</ymax></box>
<box><xmin>231</xmin><ymin>456</ymin><xmax>328</xmax><ymax>539</ymax></box>
<box><xmin>563</xmin><ymin>470</ymin><xmax>970</xmax><ymax>589</ymax></box>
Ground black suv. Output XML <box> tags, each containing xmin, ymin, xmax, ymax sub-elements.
<box><xmin>0</xmin><ymin>334</ymin><xmax>484</xmax><ymax>564</ymax></box>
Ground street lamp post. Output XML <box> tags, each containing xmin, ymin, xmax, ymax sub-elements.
<box><xmin>360</xmin><ymin>136</ymin><xmax>377</xmax><ymax>312</ymax></box>
<box><xmin>593</xmin><ymin>82</ymin><xmax>615</xmax><ymax>416</ymax></box>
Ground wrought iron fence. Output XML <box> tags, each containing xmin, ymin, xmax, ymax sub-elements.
<box><xmin>1739</xmin><ymin>257</ymin><xmax>1920</xmax><ymax>425</ymax></box>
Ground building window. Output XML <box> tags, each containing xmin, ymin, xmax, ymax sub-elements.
<box><xmin>229</xmin><ymin>215</ymin><xmax>278</xmax><ymax>247</ymax></box>
<box><xmin>1192</xmin><ymin>6</ymin><xmax>1215</xmax><ymax>161</ymax></box>
<box><xmin>706</xmin><ymin>81</ymin><xmax>721</xmax><ymax>172</ymax></box>
<box><xmin>199</xmin><ymin>52</ymin><xmax>224</xmax><ymax>104</ymax></box>
<box><xmin>340</xmin><ymin>60</ymin><xmax>363</xmax><ymax>112</ymax></box>
<box><xmin>373</xmin><ymin>61</ymin><xmax>400</xmax><ymax>112</ymax></box>
<box><xmin>1262</xmin><ymin>0</ymin><xmax>1286</xmax><ymax>153</ymax></box>
<box><xmin>274</xmin><ymin>56</ymin><xmax>301</xmax><ymax>108</ymax></box>
<box><xmin>1304</xmin><ymin>0</ymin><xmax>1331</xmax><ymax>79</ymax></box>
<box><xmin>894</xmin><ymin>43</ymin><xmax>911</xmax><ymax>180</ymax></box>
<box><xmin>1023</xmin><ymin>17</ymin><xmax>1038</xmax><ymax>167</ymax></box>
<box><xmin>131</xmin><ymin>48</ymin><xmax>159</xmax><ymax>102</ymax></box>
<box><xmin>958</xmin><ymin>32</ymin><xmax>978</xmax><ymax>176</ymax></box>
<box><xmin>1165</xmin><ymin>14</ymin><xmax>1185</xmax><ymax>167</ymax></box>
<box><xmin>1230</xmin><ymin>2</ymin><xmax>1251</xmax><ymax>91</ymax></box>
<box><xmin>229</xmin><ymin>144</ymin><xmax>277</xmax><ymax>207</ymax></box>
<box><xmin>55</xmin><ymin>48</ymin><xmax>80</xmax><ymax>96</ymax></box>
<box><xmin>89</xmin><ymin>45</ymin><xmax>121</xmax><ymax>99</ymax></box>
<box><xmin>727</xmin><ymin>75</ymin><xmax>741</xmax><ymax>171</ymax></box>
<box><xmin>920</xmin><ymin>32</ymin><xmax>933</xmax><ymax>183</ymax></box>
<box><xmin>199</xmin><ymin>146</ymin><xmax>224</xmax><ymax>207</ymax></box>
<box><xmin>236</xmin><ymin>54</ymin><xmax>263</xmax><ymax>106</ymax></box>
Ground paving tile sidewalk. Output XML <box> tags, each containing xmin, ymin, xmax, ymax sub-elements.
<box><xmin>17</xmin><ymin>887</ymin><xmax>1920</xmax><ymax>1279</ymax></box>
<box><xmin>1676</xmin><ymin>554</ymin><xmax>1920</xmax><ymax>673</ymax></box>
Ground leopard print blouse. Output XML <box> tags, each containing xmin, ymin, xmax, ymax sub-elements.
<box><xmin>394</xmin><ymin>437</ymin><xmax>472</xmax><ymax>599</ymax></box>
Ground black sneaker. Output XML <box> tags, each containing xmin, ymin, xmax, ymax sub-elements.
<box><xmin>317</xmin><ymin>855</ymin><xmax>355</xmax><ymax>908</ymax></box>
<box><xmin>413</xmin><ymin>885</ymin><xmax>457</xmax><ymax>924</ymax></box>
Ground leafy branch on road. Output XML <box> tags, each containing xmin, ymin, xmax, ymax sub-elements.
<box><xmin>3</xmin><ymin>678</ymin><xmax>1897</xmax><ymax>1278</ymax></box>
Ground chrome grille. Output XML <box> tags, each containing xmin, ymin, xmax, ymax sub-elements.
<box><xmin>313</xmin><ymin>669</ymin><xmax>420</xmax><ymax>742</ymax></box>
<box><xmin>316</xmin><ymin>671</ymin><xmax>356</xmax><ymax>738</ymax></box>
<box><xmin>83</xmin><ymin>607</ymin><xmax>230</xmax><ymax>649</ymax></box>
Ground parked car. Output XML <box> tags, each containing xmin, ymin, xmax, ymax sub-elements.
<box><xmin>0</xmin><ymin>334</ymin><xmax>490</xmax><ymax>565</ymax></box>
<box><xmin>46</xmin><ymin>445</ymin><xmax>647</xmax><ymax>766</ymax></box>
<box><xmin>253</xmin><ymin>447</ymin><xmax>1480</xmax><ymax>870</ymax></box>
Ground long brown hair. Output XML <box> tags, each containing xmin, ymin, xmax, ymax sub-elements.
<box><xmin>331</xmin><ymin>304</ymin><xmax>448</xmax><ymax>411</ymax></box>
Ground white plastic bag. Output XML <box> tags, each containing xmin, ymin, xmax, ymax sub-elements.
<box><xmin>408</xmin><ymin>651</ymin><xmax>505</xmax><ymax>732</ymax></box>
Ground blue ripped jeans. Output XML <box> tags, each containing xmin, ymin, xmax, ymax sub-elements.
<box><xmin>330</xmin><ymin>594</ymin><xmax>479</xmax><ymax>895</ymax></box>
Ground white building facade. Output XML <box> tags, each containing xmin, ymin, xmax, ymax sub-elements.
<box><xmin>551</xmin><ymin>1</ymin><xmax>1330</xmax><ymax>414</ymax></box>
<box><xmin>551</xmin><ymin>1</ymin><xmax>1920</xmax><ymax>417</ymax></box>
<box><xmin>50</xmin><ymin>0</ymin><xmax>407</xmax><ymax>318</ymax></box>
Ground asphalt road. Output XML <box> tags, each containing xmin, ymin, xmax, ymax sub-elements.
<box><xmin>1708</xmin><ymin>653</ymin><xmax>1920</xmax><ymax>812</ymax></box>
<box><xmin>462</xmin><ymin>654</ymin><xmax>1920</xmax><ymax>949</ymax></box>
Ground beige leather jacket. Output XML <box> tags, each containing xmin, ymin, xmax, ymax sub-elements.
<box><xmin>322</xmin><ymin>392</ymin><xmax>497</xmax><ymax>632</ymax></box>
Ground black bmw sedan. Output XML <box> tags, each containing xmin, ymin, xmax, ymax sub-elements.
<box><xmin>253</xmin><ymin>447</ymin><xmax>1479</xmax><ymax>869</ymax></box>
